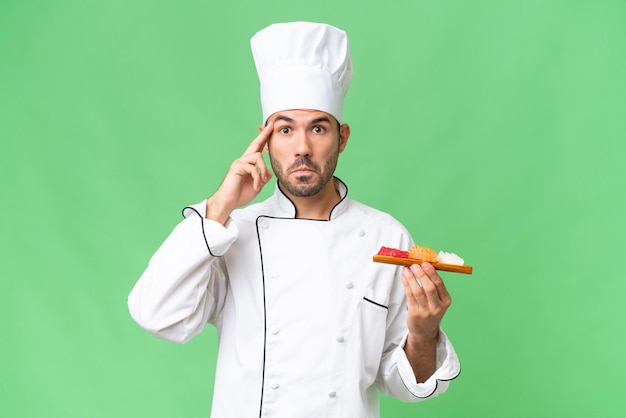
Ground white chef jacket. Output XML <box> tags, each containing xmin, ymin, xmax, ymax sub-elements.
<box><xmin>128</xmin><ymin>178</ymin><xmax>460</xmax><ymax>418</ymax></box>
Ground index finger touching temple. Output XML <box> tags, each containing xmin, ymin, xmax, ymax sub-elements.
<box><xmin>244</xmin><ymin>122</ymin><xmax>273</xmax><ymax>156</ymax></box>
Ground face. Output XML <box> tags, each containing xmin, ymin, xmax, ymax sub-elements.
<box><xmin>264</xmin><ymin>109</ymin><xmax>350</xmax><ymax>198</ymax></box>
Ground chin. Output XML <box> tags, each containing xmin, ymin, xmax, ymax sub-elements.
<box><xmin>282</xmin><ymin>180</ymin><xmax>324</xmax><ymax>198</ymax></box>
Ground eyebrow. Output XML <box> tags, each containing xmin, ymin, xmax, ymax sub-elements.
<box><xmin>311</xmin><ymin>116</ymin><xmax>332</xmax><ymax>125</ymax></box>
<box><xmin>271</xmin><ymin>115</ymin><xmax>333</xmax><ymax>125</ymax></box>
<box><xmin>273</xmin><ymin>115</ymin><xmax>295</xmax><ymax>124</ymax></box>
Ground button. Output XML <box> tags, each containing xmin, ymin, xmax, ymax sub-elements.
<box><xmin>328</xmin><ymin>391</ymin><xmax>337</xmax><ymax>398</ymax></box>
<box><xmin>357</xmin><ymin>228</ymin><xmax>365</xmax><ymax>237</ymax></box>
<box><xmin>271</xmin><ymin>383</ymin><xmax>280</xmax><ymax>390</ymax></box>
<box><xmin>345</xmin><ymin>282</ymin><xmax>353</xmax><ymax>289</ymax></box>
<box><xmin>335</xmin><ymin>335</ymin><xmax>344</xmax><ymax>343</ymax></box>
<box><xmin>271</xmin><ymin>328</ymin><xmax>280</xmax><ymax>335</ymax></box>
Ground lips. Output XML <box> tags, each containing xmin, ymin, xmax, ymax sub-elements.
<box><xmin>288</xmin><ymin>157</ymin><xmax>319</xmax><ymax>174</ymax></box>
<box><xmin>292</xmin><ymin>166</ymin><xmax>315</xmax><ymax>174</ymax></box>
<box><xmin>288</xmin><ymin>162</ymin><xmax>319</xmax><ymax>175</ymax></box>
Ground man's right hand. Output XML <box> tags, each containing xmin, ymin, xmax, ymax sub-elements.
<box><xmin>205</xmin><ymin>123</ymin><xmax>274</xmax><ymax>225</ymax></box>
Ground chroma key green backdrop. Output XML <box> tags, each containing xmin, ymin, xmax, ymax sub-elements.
<box><xmin>1</xmin><ymin>1</ymin><xmax>625</xmax><ymax>417</ymax></box>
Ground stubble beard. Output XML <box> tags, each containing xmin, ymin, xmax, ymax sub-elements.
<box><xmin>270</xmin><ymin>150</ymin><xmax>339</xmax><ymax>198</ymax></box>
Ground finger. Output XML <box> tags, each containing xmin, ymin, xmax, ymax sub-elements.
<box><xmin>410</xmin><ymin>264</ymin><xmax>441</xmax><ymax>307</ymax></box>
<box><xmin>254</xmin><ymin>150</ymin><xmax>273</xmax><ymax>185</ymax></box>
<box><xmin>232</xmin><ymin>151</ymin><xmax>272</xmax><ymax>188</ymax></box>
<box><xmin>402</xmin><ymin>266</ymin><xmax>427</xmax><ymax>307</ymax></box>
<box><xmin>231</xmin><ymin>158</ymin><xmax>262</xmax><ymax>187</ymax></box>
<box><xmin>401</xmin><ymin>269</ymin><xmax>416</xmax><ymax>305</ymax></box>
<box><xmin>243</xmin><ymin>122</ymin><xmax>274</xmax><ymax>156</ymax></box>
<box><xmin>421</xmin><ymin>263</ymin><xmax>451</xmax><ymax>305</ymax></box>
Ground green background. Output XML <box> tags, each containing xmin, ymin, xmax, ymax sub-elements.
<box><xmin>2</xmin><ymin>0</ymin><xmax>625</xmax><ymax>417</ymax></box>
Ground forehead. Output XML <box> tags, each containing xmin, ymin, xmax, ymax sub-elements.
<box><xmin>268</xmin><ymin>109</ymin><xmax>336</xmax><ymax>124</ymax></box>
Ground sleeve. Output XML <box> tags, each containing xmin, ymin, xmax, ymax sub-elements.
<box><xmin>385</xmin><ymin>330</ymin><xmax>461</xmax><ymax>400</ymax></box>
<box><xmin>376</xmin><ymin>290</ymin><xmax>461</xmax><ymax>401</ymax></box>
<box><xmin>375</xmin><ymin>227</ymin><xmax>461</xmax><ymax>402</ymax></box>
<box><xmin>127</xmin><ymin>201</ymin><xmax>239</xmax><ymax>344</ymax></box>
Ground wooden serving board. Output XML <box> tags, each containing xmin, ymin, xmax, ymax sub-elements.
<box><xmin>373</xmin><ymin>255</ymin><xmax>473</xmax><ymax>275</ymax></box>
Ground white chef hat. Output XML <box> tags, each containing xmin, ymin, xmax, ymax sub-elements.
<box><xmin>251</xmin><ymin>21</ymin><xmax>353</xmax><ymax>124</ymax></box>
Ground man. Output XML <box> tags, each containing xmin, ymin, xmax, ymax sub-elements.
<box><xmin>128</xmin><ymin>22</ymin><xmax>460</xmax><ymax>417</ymax></box>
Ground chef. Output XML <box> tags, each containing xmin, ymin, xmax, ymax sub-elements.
<box><xmin>128</xmin><ymin>21</ymin><xmax>460</xmax><ymax>418</ymax></box>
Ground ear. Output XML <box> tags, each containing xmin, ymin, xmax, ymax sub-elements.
<box><xmin>338</xmin><ymin>123</ymin><xmax>351</xmax><ymax>153</ymax></box>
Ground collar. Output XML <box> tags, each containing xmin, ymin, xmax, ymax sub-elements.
<box><xmin>272</xmin><ymin>177</ymin><xmax>349</xmax><ymax>220</ymax></box>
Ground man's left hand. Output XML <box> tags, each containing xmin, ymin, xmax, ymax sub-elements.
<box><xmin>401</xmin><ymin>262</ymin><xmax>451</xmax><ymax>345</ymax></box>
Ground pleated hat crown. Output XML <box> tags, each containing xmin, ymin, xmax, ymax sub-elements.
<box><xmin>251</xmin><ymin>21</ymin><xmax>353</xmax><ymax>124</ymax></box>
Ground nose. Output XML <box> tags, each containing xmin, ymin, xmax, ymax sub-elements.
<box><xmin>293</xmin><ymin>131</ymin><xmax>312</xmax><ymax>157</ymax></box>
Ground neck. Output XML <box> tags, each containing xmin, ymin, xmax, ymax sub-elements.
<box><xmin>281</xmin><ymin>178</ymin><xmax>341</xmax><ymax>220</ymax></box>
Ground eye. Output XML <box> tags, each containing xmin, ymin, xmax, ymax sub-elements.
<box><xmin>279</xmin><ymin>127</ymin><xmax>292</xmax><ymax>134</ymax></box>
<box><xmin>312</xmin><ymin>125</ymin><xmax>325</xmax><ymax>134</ymax></box>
